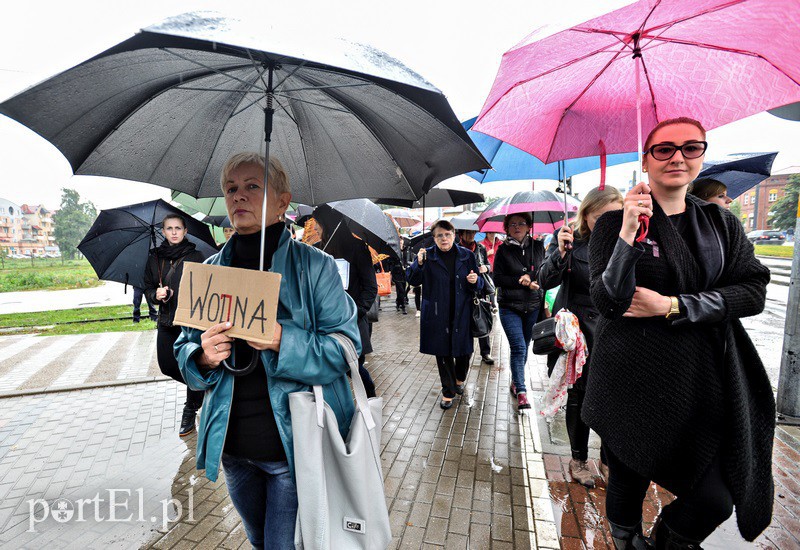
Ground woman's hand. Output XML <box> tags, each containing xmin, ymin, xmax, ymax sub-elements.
<box><xmin>466</xmin><ymin>270</ymin><xmax>479</xmax><ymax>284</ymax></box>
<box><xmin>197</xmin><ymin>322</ymin><xmax>234</xmax><ymax>368</ymax></box>
<box><xmin>248</xmin><ymin>322</ymin><xmax>282</xmax><ymax>353</ymax></box>
<box><xmin>620</xmin><ymin>183</ymin><xmax>653</xmax><ymax>245</ymax></box>
<box><xmin>557</xmin><ymin>225</ymin><xmax>574</xmax><ymax>257</ymax></box>
<box><xmin>156</xmin><ymin>286</ymin><xmax>168</xmax><ymax>301</ymax></box>
<box><xmin>417</xmin><ymin>248</ymin><xmax>427</xmax><ymax>265</ymax></box>
<box><xmin>623</xmin><ymin>286</ymin><xmax>672</xmax><ymax>318</ymax></box>
<box><xmin>518</xmin><ymin>274</ymin><xmax>539</xmax><ymax>290</ymax></box>
<box><xmin>478</xmin><ymin>264</ymin><xmax>489</xmax><ymax>274</ymax></box>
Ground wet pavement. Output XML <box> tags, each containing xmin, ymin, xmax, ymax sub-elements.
<box><xmin>0</xmin><ymin>276</ymin><xmax>796</xmax><ymax>548</ymax></box>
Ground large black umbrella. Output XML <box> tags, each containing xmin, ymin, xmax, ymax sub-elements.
<box><xmin>377</xmin><ymin>187</ymin><xmax>484</xmax><ymax>209</ymax></box>
<box><xmin>696</xmin><ymin>152</ymin><xmax>778</xmax><ymax>200</ymax></box>
<box><xmin>314</xmin><ymin>199</ymin><xmax>401</xmax><ymax>261</ymax></box>
<box><xmin>78</xmin><ymin>199</ymin><xmax>218</xmax><ymax>289</ymax></box>
<box><xmin>0</xmin><ymin>12</ymin><xmax>488</xmax><ymax>209</ymax></box>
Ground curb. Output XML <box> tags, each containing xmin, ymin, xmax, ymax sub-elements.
<box><xmin>0</xmin><ymin>375</ymin><xmax>172</xmax><ymax>399</ymax></box>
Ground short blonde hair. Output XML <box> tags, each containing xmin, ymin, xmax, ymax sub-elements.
<box><xmin>572</xmin><ymin>186</ymin><xmax>623</xmax><ymax>239</ymax></box>
<box><xmin>220</xmin><ymin>152</ymin><xmax>290</xmax><ymax>195</ymax></box>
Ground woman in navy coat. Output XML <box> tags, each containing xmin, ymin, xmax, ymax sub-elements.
<box><xmin>407</xmin><ymin>219</ymin><xmax>482</xmax><ymax>409</ymax></box>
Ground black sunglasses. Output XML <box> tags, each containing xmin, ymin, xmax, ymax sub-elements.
<box><xmin>644</xmin><ymin>141</ymin><xmax>707</xmax><ymax>161</ymax></box>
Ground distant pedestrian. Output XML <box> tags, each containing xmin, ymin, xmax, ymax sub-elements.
<box><xmin>538</xmin><ymin>186</ymin><xmax>623</xmax><ymax>488</ymax></box>
<box><xmin>407</xmin><ymin>219</ymin><xmax>482</xmax><ymax>409</ymax></box>
<box><xmin>144</xmin><ymin>214</ymin><xmax>209</xmax><ymax>436</ymax></box>
<box><xmin>313</xmin><ymin>212</ymin><xmax>379</xmax><ymax>398</ymax></box>
<box><xmin>493</xmin><ymin>212</ymin><xmax>545</xmax><ymax>411</ymax></box>
<box><xmin>586</xmin><ymin>117</ymin><xmax>774</xmax><ymax>547</ymax></box>
<box><xmin>390</xmin><ymin>239</ymin><xmax>408</xmax><ymax>314</ymax></box>
<box><xmin>458</xmin><ymin>229</ymin><xmax>495</xmax><ymax>365</ymax></box>
<box><xmin>131</xmin><ymin>286</ymin><xmax>157</xmax><ymax>322</ymax></box>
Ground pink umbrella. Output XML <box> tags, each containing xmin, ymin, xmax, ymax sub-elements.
<box><xmin>476</xmin><ymin>191</ymin><xmax>580</xmax><ymax>234</ymax></box>
<box><xmin>474</xmin><ymin>0</ymin><xmax>800</xmax><ymax>171</ymax></box>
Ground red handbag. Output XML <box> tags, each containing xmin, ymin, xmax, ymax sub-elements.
<box><xmin>376</xmin><ymin>262</ymin><xmax>392</xmax><ymax>297</ymax></box>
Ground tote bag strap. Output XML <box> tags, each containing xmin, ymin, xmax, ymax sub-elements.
<box><xmin>312</xmin><ymin>333</ymin><xmax>375</xmax><ymax>431</ymax></box>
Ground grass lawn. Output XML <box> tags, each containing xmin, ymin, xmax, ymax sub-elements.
<box><xmin>0</xmin><ymin>257</ymin><xmax>101</xmax><ymax>292</ymax></box>
<box><xmin>754</xmin><ymin>244</ymin><xmax>795</xmax><ymax>258</ymax></box>
<box><xmin>0</xmin><ymin>304</ymin><xmax>156</xmax><ymax>336</ymax></box>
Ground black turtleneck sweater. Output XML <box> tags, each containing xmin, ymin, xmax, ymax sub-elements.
<box><xmin>223</xmin><ymin>223</ymin><xmax>286</xmax><ymax>461</ymax></box>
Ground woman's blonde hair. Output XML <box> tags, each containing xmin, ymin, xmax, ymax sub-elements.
<box><xmin>572</xmin><ymin>186</ymin><xmax>623</xmax><ymax>239</ymax></box>
<box><xmin>689</xmin><ymin>178</ymin><xmax>727</xmax><ymax>202</ymax></box>
<box><xmin>220</xmin><ymin>152</ymin><xmax>290</xmax><ymax>195</ymax></box>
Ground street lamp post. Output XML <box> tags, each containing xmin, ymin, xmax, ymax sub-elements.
<box><xmin>777</xmin><ymin>199</ymin><xmax>800</xmax><ymax>423</ymax></box>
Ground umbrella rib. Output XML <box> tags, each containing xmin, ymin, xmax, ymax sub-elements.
<box><xmin>272</xmin><ymin>95</ymin><xmax>301</xmax><ymax>126</ymax></box>
<box><xmin>543</xmin><ymin>46</ymin><xmax>629</xmax><ymax>162</ymax></box>
<box><xmin>273</xmin><ymin>61</ymin><xmax>307</xmax><ymax>91</ymax></box>
<box><xmin>161</xmin><ymin>48</ymin><xmax>266</xmax><ymax>91</ymax></box>
<box><xmin>276</xmin><ymin>83</ymin><xmax>372</xmax><ymax>93</ymax></box>
<box><xmin>642</xmin><ymin>0</ymin><xmax>748</xmax><ymax>35</ymax></box>
<box><xmin>244</xmin><ymin>48</ymin><xmax>271</xmax><ymax>91</ymax></box>
<box><xmin>273</xmin><ymin>94</ymin><xmax>353</xmax><ymax>114</ymax></box>
<box><xmin>172</xmin><ymin>86</ymin><xmax>266</xmax><ymax>93</ymax></box>
<box><xmin>230</xmin><ymin>94</ymin><xmax>265</xmax><ymax>118</ymax></box>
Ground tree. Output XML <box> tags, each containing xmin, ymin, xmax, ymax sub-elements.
<box><xmin>770</xmin><ymin>175</ymin><xmax>800</xmax><ymax>231</ymax></box>
<box><xmin>53</xmin><ymin>189</ymin><xmax>96</xmax><ymax>260</ymax></box>
<box><xmin>729</xmin><ymin>199</ymin><xmax>742</xmax><ymax>221</ymax></box>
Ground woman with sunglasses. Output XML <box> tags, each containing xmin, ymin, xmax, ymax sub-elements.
<box><xmin>585</xmin><ymin>118</ymin><xmax>774</xmax><ymax>548</ymax></box>
<box><xmin>492</xmin><ymin>212</ymin><xmax>546</xmax><ymax>411</ymax></box>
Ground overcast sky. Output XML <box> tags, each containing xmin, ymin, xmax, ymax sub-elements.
<box><xmin>1</xmin><ymin>0</ymin><xmax>797</xmax><ymax>210</ymax></box>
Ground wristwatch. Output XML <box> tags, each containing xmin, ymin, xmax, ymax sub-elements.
<box><xmin>665</xmin><ymin>296</ymin><xmax>680</xmax><ymax>320</ymax></box>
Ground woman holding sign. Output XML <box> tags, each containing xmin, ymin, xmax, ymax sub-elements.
<box><xmin>585</xmin><ymin>118</ymin><xmax>774</xmax><ymax>547</ymax></box>
<box><xmin>175</xmin><ymin>153</ymin><xmax>361</xmax><ymax>550</ymax></box>
<box><xmin>143</xmin><ymin>213</ymin><xmax>208</xmax><ymax>436</ymax></box>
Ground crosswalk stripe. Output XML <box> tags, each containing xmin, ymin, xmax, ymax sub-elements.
<box><xmin>0</xmin><ymin>336</ymin><xmax>41</xmax><ymax>364</ymax></box>
<box><xmin>50</xmin><ymin>332</ymin><xmax>124</xmax><ymax>388</ymax></box>
<box><xmin>117</xmin><ymin>331</ymin><xmax>157</xmax><ymax>379</ymax></box>
<box><xmin>0</xmin><ymin>335</ymin><xmax>87</xmax><ymax>391</ymax></box>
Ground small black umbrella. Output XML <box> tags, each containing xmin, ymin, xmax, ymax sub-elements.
<box><xmin>314</xmin><ymin>199</ymin><xmax>401</xmax><ymax>261</ymax></box>
<box><xmin>377</xmin><ymin>188</ymin><xmax>485</xmax><ymax>209</ymax></box>
<box><xmin>78</xmin><ymin>199</ymin><xmax>218</xmax><ymax>289</ymax></box>
<box><xmin>696</xmin><ymin>152</ymin><xmax>778</xmax><ymax>200</ymax></box>
<box><xmin>202</xmin><ymin>215</ymin><xmax>232</xmax><ymax>228</ymax></box>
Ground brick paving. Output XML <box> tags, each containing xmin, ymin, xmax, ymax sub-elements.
<box><xmin>0</xmin><ymin>290</ymin><xmax>796</xmax><ymax>548</ymax></box>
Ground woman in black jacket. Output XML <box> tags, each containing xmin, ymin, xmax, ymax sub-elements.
<box><xmin>539</xmin><ymin>187</ymin><xmax>622</xmax><ymax>488</ymax></box>
<box><xmin>144</xmin><ymin>214</ymin><xmax>209</xmax><ymax>436</ymax></box>
<box><xmin>313</xmin><ymin>210</ymin><xmax>379</xmax><ymax>397</ymax></box>
<box><xmin>493</xmin><ymin>212</ymin><xmax>545</xmax><ymax>411</ymax></box>
<box><xmin>586</xmin><ymin>117</ymin><xmax>774</xmax><ymax>548</ymax></box>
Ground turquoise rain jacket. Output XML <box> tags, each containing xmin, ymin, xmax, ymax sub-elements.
<box><xmin>175</xmin><ymin>227</ymin><xmax>361</xmax><ymax>482</ymax></box>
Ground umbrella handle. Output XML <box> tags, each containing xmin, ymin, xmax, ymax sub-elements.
<box><xmin>221</xmin><ymin>342</ymin><xmax>260</xmax><ymax>376</ymax></box>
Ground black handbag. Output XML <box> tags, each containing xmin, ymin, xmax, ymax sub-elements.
<box><xmin>366</xmin><ymin>297</ymin><xmax>379</xmax><ymax>323</ymax></box>
<box><xmin>471</xmin><ymin>295</ymin><xmax>493</xmax><ymax>338</ymax></box>
<box><xmin>531</xmin><ymin>316</ymin><xmax>560</xmax><ymax>355</ymax></box>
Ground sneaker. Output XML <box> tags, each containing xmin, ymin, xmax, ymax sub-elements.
<box><xmin>179</xmin><ymin>407</ymin><xmax>197</xmax><ymax>437</ymax></box>
<box><xmin>517</xmin><ymin>392</ymin><xmax>531</xmax><ymax>410</ymax></box>
<box><xmin>481</xmin><ymin>354</ymin><xmax>495</xmax><ymax>365</ymax></box>
<box><xmin>415</xmin><ymin>311</ymin><xmax>421</xmax><ymax>318</ymax></box>
<box><xmin>569</xmin><ymin>459</ymin><xmax>596</xmax><ymax>488</ymax></box>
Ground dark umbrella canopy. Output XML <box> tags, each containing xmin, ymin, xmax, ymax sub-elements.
<box><xmin>696</xmin><ymin>152</ymin><xmax>778</xmax><ymax>200</ymax></box>
<box><xmin>0</xmin><ymin>12</ymin><xmax>489</xmax><ymax>206</ymax></box>
<box><xmin>202</xmin><ymin>215</ymin><xmax>232</xmax><ymax>228</ymax></box>
<box><xmin>377</xmin><ymin>188</ymin><xmax>484</xmax><ymax>208</ymax></box>
<box><xmin>78</xmin><ymin>199</ymin><xmax>218</xmax><ymax>289</ymax></box>
<box><xmin>314</xmin><ymin>199</ymin><xmax>401</xmax><ymax>261</ymax></box>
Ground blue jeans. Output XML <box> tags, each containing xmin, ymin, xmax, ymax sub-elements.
<box><xmin>499</xmin><ymin>307</ymin><xmax>538</xmax><ymax>394</ymax></box>
<box><xmin>221</xmin><ymin>454</ymin><xmax>298</xmax><ymax>550</ymax></box>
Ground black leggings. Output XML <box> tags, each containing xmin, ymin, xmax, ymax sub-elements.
<box><xmin>435</xmin><ymin>355</ymin><xmax>470</xmax><ymax>398</ymax></box>
<box><xmin>605</xmin><ymin>447</ymin><xmax>733</xmax><ymax>541</ymax></box>
<box><xmin>157</xmin><ymin>326</ymin><xmax>205</xmax><ymax>409</ymax></box>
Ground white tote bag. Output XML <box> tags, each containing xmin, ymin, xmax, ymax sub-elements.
<box><xmin>291</xmin><ymin>333</ymin><xmax>391</xmax><ymax>550</ymax></box>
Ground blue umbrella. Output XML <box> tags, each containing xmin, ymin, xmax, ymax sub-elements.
<box><xmin>462</xmin><ymin>117</ymin><xmax>638</xmax><ymax>183</ymax></box>
<box><xmin>697</xmin><ymin>152</ymin><xmax>778</xmax><ymax>200</ymax></box>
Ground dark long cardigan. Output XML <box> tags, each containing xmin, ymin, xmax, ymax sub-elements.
<box><xmin>584</xmin><ymin>195</ymin><xmax>775</xmax><ymax>541</ymax></box>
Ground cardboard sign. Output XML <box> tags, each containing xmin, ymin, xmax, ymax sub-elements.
<box><xmin>173</xmin><ymin>263</ymin><xmax>282</xmax><ymax>345</ymax></box>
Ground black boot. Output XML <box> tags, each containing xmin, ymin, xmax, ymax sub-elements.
<box><xmin>609</xmin><ymin>521</ymin><xmax>654</xmax><ymax>550</ymax></box>
<box><xmin>179</xmin><ymin>405</ymin><xmax>198</xmax><ymax>437</ymax></box>
<box><xmin>653</xmin><ymin>517</ymin><xmax>704</xmax><ymax>550</ymax></box>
